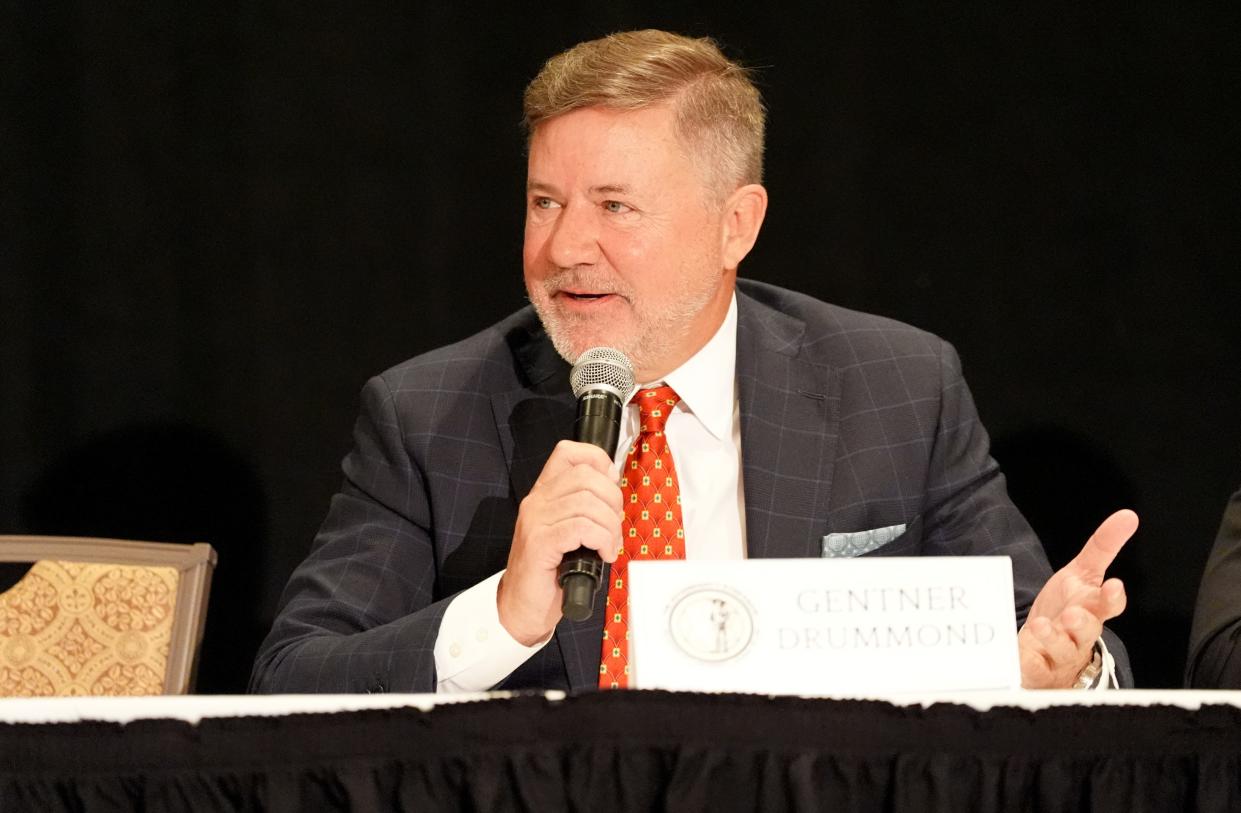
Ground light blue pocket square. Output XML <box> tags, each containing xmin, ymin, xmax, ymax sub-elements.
<box><xmin>821</xmin><ymin>524</ymin><xmax>908</xmax><ymax>558</ymax></box>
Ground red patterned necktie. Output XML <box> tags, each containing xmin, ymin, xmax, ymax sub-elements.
<box><xmin>599</xmin><ymin>385</ymin><xmax>685</xmax><ymax>689</ymax></box>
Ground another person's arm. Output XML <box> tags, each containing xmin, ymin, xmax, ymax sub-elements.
<box><xmin>1186</xmin><ymin>489</ymin><xmax>1241</xmax><ymax>688</ymax></box>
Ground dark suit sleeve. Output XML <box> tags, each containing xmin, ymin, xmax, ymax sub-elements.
<box><xmin>1186</xmin><ymin>489</ymin><xmax>1241</xmax><ymax>688</ymax></box>
<box><xmin>249</xmin><ymin>375</ymin><xmax>450</xmax><ymax>694</ymax></box>
<box><xmin>919</xmin><ymin>340</ymin><xmax>1050</xmax><ymax>620</ymax></box>
<box><xmin>921</xmin><ymin>340</ymin><xmax>1132</xmax><ymax>686</ymax></box>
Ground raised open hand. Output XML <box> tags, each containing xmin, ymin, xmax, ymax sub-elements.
<box><xmin>1018</xmin><ymin>509</ymin><xmax>1137</xmax><ymax>688</ymax></box>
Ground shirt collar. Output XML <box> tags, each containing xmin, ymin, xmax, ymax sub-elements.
<box><xmin>637</xmin><ymin>293</ymin><xmax>737</xmax><ymax>442</ymax></box>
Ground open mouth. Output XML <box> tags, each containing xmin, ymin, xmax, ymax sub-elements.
<box><xmin>561</xmin><ymin>291</ymin><xmax>614</xmax><ymax>302</ymax></box>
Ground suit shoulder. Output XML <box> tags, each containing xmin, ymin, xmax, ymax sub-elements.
<box><xmin>737</xmin><ymin>279</ymin><xmax>946</xmax><ymax>363</ymax></box>
<box><xmin>372</xmin><ymin>306</ymin><xmax>544</xmax><ymax>396</ymax></box>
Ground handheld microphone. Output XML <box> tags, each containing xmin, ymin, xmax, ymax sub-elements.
<box><xmin>558</xmin><ymin>346</ymin><xmax>635</xmax><ymax>622</ymax></box>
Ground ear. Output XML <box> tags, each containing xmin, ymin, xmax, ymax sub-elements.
<box><xmin>719</xmin><ymin>184</ymin><xmax>769</xmax><ymax>271</ymax></box>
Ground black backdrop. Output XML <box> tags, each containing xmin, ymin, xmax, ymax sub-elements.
<box><xmin>2</xmin><ymin>4</ymin><xmax>1237</xmax><ymax>692</ymax></box>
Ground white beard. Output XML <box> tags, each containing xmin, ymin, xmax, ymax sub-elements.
<box><xmin>528</xmin><ymin>265</ymin><xmax>723</xmax><ymax>377</ymax></box>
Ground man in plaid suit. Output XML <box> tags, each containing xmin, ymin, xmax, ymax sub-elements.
<box><xmin>252</xmin><ymin>31</ymin><xmax>1135</xmax><ymax>695</ymax></box>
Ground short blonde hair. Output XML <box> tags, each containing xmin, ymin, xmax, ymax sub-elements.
<box><xmin>523</xmin><ymin>30</ymin><xmax>765</xmax><ymax>197</ymax></box>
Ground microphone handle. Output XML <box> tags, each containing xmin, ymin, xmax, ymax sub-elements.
<box><xmin>559</xmin><ymin>391</ymin><xmax>622</xmax><ymax>621</ymax></box>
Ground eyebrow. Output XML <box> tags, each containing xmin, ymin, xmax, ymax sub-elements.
<box><xmin>590</xmin><ymin>184</ymin><xmax>633</xmax><ymax>196</ymax></box>
<box><xmin>526</xmin><ymin>181</ymin><xmax>636</xmax><ymax>197</ymax></box>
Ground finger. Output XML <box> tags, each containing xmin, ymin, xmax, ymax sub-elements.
<box><xmin>547</xmin><ymin>516</ymin><xmax>620</xmax><ymax>558</ymax></box>
<box><xmin>546</xmin><ymin>493</ymin><xmax>623</xmax><ymax>548</ymax></box>
<box><xmin>538</xmin><ymin>464</ymin><xmax>625</xmax><ymax>517</ymax></box>
<box><xmin>1019</xmin><ymin>616</ymin><xmax>1057</xmax><ymax>670</ymax></box>
<box><xmin>1018</xmin><ymin>623</ymin><xmax>1056</xmax><ymax>687</ymax></box>
<box><xmin>1019</xmin><ymin>614</ymin><xmax>1095</xmax><ymax>688</ymax></box>
<box><xmin>1070</xmin><ymin>509</ymin><xmax>1139</xmax><ymax>580</ymax></box>
<box><xmin>1057</xmin><ymin>605</ymin><xmax>1103</xmax><ymax>652</ymax></box>
<box><xmin>1032</xmin><ymin>616</ymin><xmax>1083</xmax><ymax>671</ymax></box>
<box><xmin>1022</xmin><ymin>614</ymin><xmax>1053</xmax><ymax>641</ymax></box>
<box><xmin>1019</xmin><ymin>643</ymin><xmax>1052</xmax><ymax>688</ymax></box>
<box><xmin>1062</xmin><ymin>580</ymin><xmax>1127</xmax><ymax>624</ymax></box>
<box><xmin>534</xmin><ymin>440</ymin><xmax>616</xmax><ymax>487</ymax></box>
<box><xmin>1102</xmin><ymin>578</ymin><xmax>1127</xmax><ymax>617</ymax></box>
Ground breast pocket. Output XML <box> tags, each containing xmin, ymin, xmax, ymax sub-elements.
<box><xmin>821</xmin><ymin>523</ymin><xmax>908</xmax><ymax>558</ymax></box>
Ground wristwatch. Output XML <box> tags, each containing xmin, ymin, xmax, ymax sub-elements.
<box><xmin>1073</xmin><ymin>644</ymin><xmax>1104</xmax><ymax>690</ymax></box>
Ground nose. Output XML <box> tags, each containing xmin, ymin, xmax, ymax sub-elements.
<box><xmin>545</xmin><ymin>201</ymin><xmax>601</xmax><ymax>268</ymax></box>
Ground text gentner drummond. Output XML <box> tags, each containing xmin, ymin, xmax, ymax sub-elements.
<box><xmin>780</xmin><ymin>584</ymin><xmax>998</xmax><ymax>651</ymax></box>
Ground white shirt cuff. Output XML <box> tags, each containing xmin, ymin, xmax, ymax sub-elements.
<box><xmin>434</xmin><ymin>570</ymin><xmax>552</xmax><ymax>693</ymax></box>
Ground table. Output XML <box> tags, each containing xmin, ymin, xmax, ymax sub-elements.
<box><xmin>2</xmin><ymin>690</ymin><xmax>1240</xmax><ymax>811</ymax></box>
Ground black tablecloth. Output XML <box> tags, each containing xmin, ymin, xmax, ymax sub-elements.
<box><xmin>2</xmin><ymin>691</ymin><xmax>1240</xmax><ymax>812</ymax></box>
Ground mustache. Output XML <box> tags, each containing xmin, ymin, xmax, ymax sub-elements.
<box><xmin>539</xmin><ymin>270</ymin><xmax>631</xmax><ymax>299</ymax></box>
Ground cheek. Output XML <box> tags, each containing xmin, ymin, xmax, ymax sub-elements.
<box><xmin>655</xmin><ymin>215</ymin><xmax>715</xmax><ymax>272</ymax></box>
<box><xmin>601</xmin><ymin>217</ymin><xmax>665</xmax><ymax>264</ymax></box>
<box><xmin>522</xmin><ymin>226</ymin><xmax>548</xmax><ymax>274</ymax></box>
<box><xmin>601</xmin><ymin>223</ymin><xmax>686</xmax><ymax>294</ymax></box>
<box><xmin>680</xmin><ymin>214</ymin><xmax>724</xmax><ymax>268</ymax></box>
<box><xmin>614</xmin><ymin>234</ymin><xmax>651</xmax><ymax>265</ymax></box>
<box><xmin>588</xmin><ymin>229</ymin><xmax>643</xmax><ymax>285</ymax></box>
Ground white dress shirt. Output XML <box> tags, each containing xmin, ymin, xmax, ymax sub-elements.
<box><xmin>434</xmin><ymin>296</ymin><xmax>745</xmax><ymax>692</ymax></box>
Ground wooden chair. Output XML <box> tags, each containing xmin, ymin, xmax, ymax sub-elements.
<box><xmin>0</xmin><ymin>536</ymin><xmax>216</xmax><ymax>696</ymax></box>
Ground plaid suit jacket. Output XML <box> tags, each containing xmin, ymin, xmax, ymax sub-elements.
<box><xmin>251</xmin><ymin>279</ymin><xmax>1131</xmax><ymax>693</ymax></box>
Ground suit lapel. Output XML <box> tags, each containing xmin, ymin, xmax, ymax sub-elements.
<box><xmin>489</xmin><ymin>328</ymin><xmax>606</xmax><ymax>692</ymax></box>
<box><xmin>736</xmin><ymin>290</ymin><xmax>841</xmax><ymax>559</ymax></box>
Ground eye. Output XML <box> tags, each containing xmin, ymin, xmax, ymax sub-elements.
<box><xmin>531</xmin><ymin>197</ymin><xmax>560</xmax><ymax>210</ymax></box>
<box><xmin>602</xmin><ymin>200</ymin><xmax>632</xmax><ymax>214</ymax></box>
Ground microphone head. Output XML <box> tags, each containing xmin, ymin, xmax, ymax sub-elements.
<box><xmin>570</xmin><ymin>347</ymin><xmax>636</xmax><ymax>401</ymax></box>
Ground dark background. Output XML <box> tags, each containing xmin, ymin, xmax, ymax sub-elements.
<box><xmin>2</xmin><ymin>4</ymin><xmax>1237</xmax><ymax>691</ymax></box>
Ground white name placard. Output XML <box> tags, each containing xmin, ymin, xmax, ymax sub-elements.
<box><xmin>628</xmin><ymin>557</ymin><xmax>1020</xmax><ymax>694</ymax></box>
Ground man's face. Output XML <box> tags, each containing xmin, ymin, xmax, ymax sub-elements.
<box><xmin>523</xmin><ymin>104</ymin><xmax>735</xmax><ymax>381</ymax></box>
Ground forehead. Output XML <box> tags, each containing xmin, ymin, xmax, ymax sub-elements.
<box><xmin>527</xmin><ymin>104</ymin><xmax>694</xmax><ymax>185</ymax></box>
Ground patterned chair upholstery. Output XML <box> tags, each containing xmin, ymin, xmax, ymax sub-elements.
<box><xmin>0</xmin><ymin>537</ymin><xmax>215</xmax><ymax>696</ymax></box>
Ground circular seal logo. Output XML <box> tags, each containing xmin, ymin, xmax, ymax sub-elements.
<box><xmin>667</xmin><ymin>585</ymin><xmax>754</xmax><ymax>662</ymax></box>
